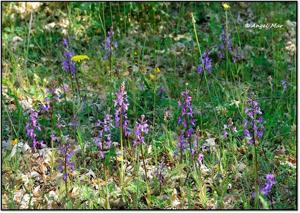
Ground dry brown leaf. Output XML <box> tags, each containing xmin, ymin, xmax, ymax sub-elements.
<box><xmin>171</xmin><ymin>188</ymin><xmax>180</xmax><ymax>208</ymax></box>
<box><xmin>13</xmin><ymin>190</ymin><xmax>24</xmax><ymax>205</ymax></box>
<box><xmin>33</xmin><ymin>185</ymin><xmax>41</xmax><ymax>197</ymax></box>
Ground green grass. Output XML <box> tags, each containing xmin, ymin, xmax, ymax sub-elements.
<box><xmin>1</xmin><ymin>2</ymin><xmax>296</xmax><ymax>209</ymax></box>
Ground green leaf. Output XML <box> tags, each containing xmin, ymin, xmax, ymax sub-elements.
<box><xmin>76</xmin><ymin>129</ymin><xmax>84</xmax><ymax>149</ymax></box>
<box><xmin>259</xmin><ymin>195</ymin><xmax>270</xmax><ymax>209</ymax></box>
<box><xmin>169</xmin><ymin>163</ymin><xmax>187</xmax><ymax>179</ymax></box>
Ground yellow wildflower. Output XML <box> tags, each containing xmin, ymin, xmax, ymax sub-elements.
<box><xmin>154</xmin><ymin>67</ymin><xmax>160</xmax><ymax>74</ymax></box>
<box><xmin>149</xmin><ymin>74</ymin><xmax>156</xmax><ymax>81</ymax></box>
<box><xmin>222</xmin><ymin>3</ymin><xmax>230</xmax><ymax>10</ymax></box>
<box><xmin>71</xmin><ymin>54</ymin><xmax>90</xmax><ymax>62</ymax></box>
<box><xmin>11</xmin><ymin>138</ymin><xmax>18</xmax><ymax>145</ymax></box>
<box><xmin>116</xmin><ymin>156</ymin><xmax>123</xmax><ymax>162</ymax></box>
<box><xmin>191</xmin><ymin>13</ymin><xmax>196</xmax><ymax>24</ymax></box>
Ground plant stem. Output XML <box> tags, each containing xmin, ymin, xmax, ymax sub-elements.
<box><xmin>253</xmin><ymin>144</ymin><xmax>259</xmax><ymax>208</ymax></box>
<box><xmin>153</xmin><ymin>82</ymin><xmax>156</xmax><ymax>128</ymax></box>
<box><xmin>135</xmin><ymin>146</ymin><xmax>139</xmax><ymax>177</ymax></box>
<box><xmin>109</xmin><ymin>2</ymin><xmax>113</xmax><ymax>25</ymax></box>
<box><xmin>225</xmin><ymin>10</ymin><xmax>234</xmax><ymax>81</ymax></box>
<box><xmin>25</xmin><ymin>11</ymin><xmax>33</xmax><ymax>72</ymax></box>
<box><xmin>140</xmin><ymin>144</ymin><xmax>148</xmax><ymax>181</ymax></box>
<box><xmin>2</xmin><ymin>100</ymin><xmax>18</xmax><ymax>138</ymax></box>
<box><xmin>119</xmin><ymin>117</ymin><xmax>124</xmax><ymax>188</ymax></box>
<box><xmin>180</xmin><ymin>148</ymin><xmax>183</xmax><ymax>163</ymax></box>
<box><xmin>141</xmin><ymin>144</ymin><xmax>151</xmax><ymax>207</ymax></box>
<box><xmin>64</xmin><ymin>155</ymin><xmax>68</xmax><ymax>200</ymax></box>
<box><xmin>75</xmin><ymin>75</ymin><xmax>81</xmax><ymax>99</ymax></box>
<box><xmin>104</xmin><ymin>163</ymin><xmax>110</xmax><ymax>209</ymax></box>
<box><xmin>109</xmin><ymin>53</ymin><xmax>112</xmax><ymax>76</ymax></box>
<box><xmin>191</xmin><ymin>13</ymin><xmax>202</xmax><ymax>56</ymax></box>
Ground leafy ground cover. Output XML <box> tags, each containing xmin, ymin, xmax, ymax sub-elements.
<box><xmin>1</xmin><ymin>2</ymin><xmax>297</xmax><ymax>209</ymax></box>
